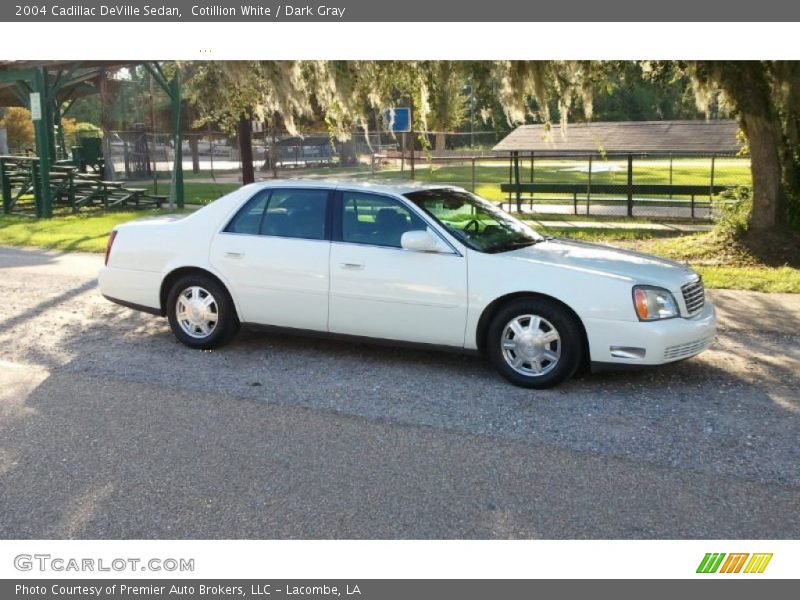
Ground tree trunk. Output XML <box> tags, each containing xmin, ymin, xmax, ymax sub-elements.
<box><xmin>238</xmin><ymin>115</ymin><xmax>254</xmax><ymax>185</ymax></box>
<box><xmin>271</xmin><ymin>117</ymin><xmax>278</xmax><ymax>178</ymax></box>
<box><xmin>741</xmin><ymin>112</ymin><xmax>783</xmax><ymax>230</ymax></box>
<box><xmin>189</xmin><ymin>135</ymin><xmax>200</xmax><ymax>174</ymax></box>
<box><xmin>340</xmin><ymin>139</ymin><xmax>357</xmax><ymax>166</ymax></box>
<box><xmin>434</xmin><ymin>132</ymin><xmax>446</xmax><ymax>154</ymax></box>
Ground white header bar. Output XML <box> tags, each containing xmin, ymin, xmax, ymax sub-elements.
<box><xmin>0</xmin><ymin>23</ymin><xmax>798</xmax><ymax>60</ymax></box>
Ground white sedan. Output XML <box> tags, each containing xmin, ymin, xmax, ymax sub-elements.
<box><xmin>99</xmin><ymin>181</ymin><xmax>716</xmax><ymax>388</ymax></box>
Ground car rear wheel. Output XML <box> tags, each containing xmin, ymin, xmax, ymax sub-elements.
<box><xmin>487</xmin><ymin>298</ymin><xmax>584</xmax><ymax>389</ymax></box>
<box><xmin>167</xmin><ymin>274</ymin><xmax>239</xmax><ymax>349</ymax></box>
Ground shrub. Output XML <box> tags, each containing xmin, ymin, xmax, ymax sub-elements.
<box><xmin>715</xmin><ymin>185</ymin><xmax>752</xmax><ymax>238</ymax></box>
<box><xmin>62</xmin><ymin>119</ymin><xmax>102</xmax><ymax>148</ymax></box>
<box><xmin>0</xmin><ymin>107</ymin><xmax>35</xmax><ymax>152</ymax></box>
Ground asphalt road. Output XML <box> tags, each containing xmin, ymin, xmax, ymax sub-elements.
<box><xmin>0</xmin><ymin>245</ymin><xmax>798</xmax><ymax>539</ymax></box>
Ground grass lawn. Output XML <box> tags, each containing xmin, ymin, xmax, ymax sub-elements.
<box><xmin>128</xmin><ymin>158</ymin><xmax>750</xmax><ymax>206</ymax></box>
<box><xmin>363</xmin><ymin>158</ymin><xmax>751</xmax><ymax>202</ymax></box>
<box><xmin>141</xmin><ymin>181</ymin><xmax>239</xmax><ymax>205</ymax></box>
<box><xmin>0</xmin><ymin>210</ymin><xmax>183</xmax><ymax>253</ymax></box>
<box><xmin>603</xmin><ymin>230</ymin><xmax>799</xmax><ymax>294</ymax></box>
<box><xmin>1</xmin><ymin>164</ymin><xmax>795</xmax><ymax>295</ymax></box>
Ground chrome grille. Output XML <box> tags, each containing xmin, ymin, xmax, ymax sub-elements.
<box><xmin>664</xmin><ymin>336</ymin><xmax>713</xmax><ymax>361</ymax></box>
<box><xmin>681</xmin><ymin>278</ymin><xmax>705</xmax><ymax>316</ymax></box>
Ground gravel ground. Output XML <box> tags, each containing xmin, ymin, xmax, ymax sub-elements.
<box><xmin>0</xmin><ymin>245</ymin><xmax>798</xmax><ymax>539</ymax></box>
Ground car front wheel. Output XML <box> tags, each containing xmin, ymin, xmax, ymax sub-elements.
<box><xmin>486</xmin><ymin>298</ymin><xmax>584</xmax><ymax>389</ymax></box>
<box><xmin>167</xmin><ymin>274</ymin><xmax>239</xmax><ymax>349</ymax></box>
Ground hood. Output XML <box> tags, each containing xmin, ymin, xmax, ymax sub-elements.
<box><xmin>506</xmin><ymin>238</ymin><xmax>699</xmax><ymax>290</ymax></box>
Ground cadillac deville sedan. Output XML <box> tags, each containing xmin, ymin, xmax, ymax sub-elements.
<box><xmin>99</xmin><ymin>181</ymin><xmax>716</xmax><ymax>388</ymax></box>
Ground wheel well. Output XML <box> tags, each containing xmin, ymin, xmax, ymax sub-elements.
<box><xmin>475</xmin><ymin>292</ymin><xmax>590</xmax><ymax>362</ymax></box>
<box><xmin>159</xmin><ymin>267</ymin><xmax>237</xmax><ymax>318</ymax></box>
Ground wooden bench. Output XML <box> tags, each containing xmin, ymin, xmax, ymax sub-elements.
<box><xmin>500</xmin><ymin>182</ymin><xmax>741</xmax><ymax>218</ymax></box>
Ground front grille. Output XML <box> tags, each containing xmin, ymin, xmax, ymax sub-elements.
<box><xmin>663</xmin><ymin>336</ymin><xmax>713</xmax><ymax>361</ymax></box>
<box><xmin>681</xmin><ymin>278</ymin><xmax>705</xmax><ymax>316</ymax></box>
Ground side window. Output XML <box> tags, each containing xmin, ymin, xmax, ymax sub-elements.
<box><xmin>261</xmin><ymin>189</ymin><xmax>329</xmax><ymax>240</ymax></box>
<box><xmin>225</xmin><ymin>191</ymin><xmax>270</xmax><ymax>235</ymax></box>
<box><xmin>341</xmin><ymin>192</ymin><xmax>426</xmax><ymax>248</ymax></box>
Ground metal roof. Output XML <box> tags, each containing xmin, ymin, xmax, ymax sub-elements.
<box><xmin>493</xmin><ymin>120</ymin><xmax>743</xmax><ymax>155</ymax></box>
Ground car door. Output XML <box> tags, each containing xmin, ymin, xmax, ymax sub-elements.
<box><xmin>328</xmin><ymin>190</ymin><xmax>468</xmax><ymax>347</ymax></box>
<box><xmin>210</xmin><ymin>187</ymin><xmax>332</xmax><ymax>331</ymax></box>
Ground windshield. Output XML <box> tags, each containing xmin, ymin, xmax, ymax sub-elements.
<box><xmin>404</xmin><ymin>188</ymin><xmax>544</xmax><ymax>253</ymax></box>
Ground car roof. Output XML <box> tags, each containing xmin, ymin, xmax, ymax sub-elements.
<box><xmin>241</xmin><ymin>179</ymin><xmax>464</xmax><ymax>196</ymax></box>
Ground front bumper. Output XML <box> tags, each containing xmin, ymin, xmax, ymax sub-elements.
<box><xmin>584</xmin><ymin>301</ymin><xmax>717</xmax><ymax>365</ymax></box>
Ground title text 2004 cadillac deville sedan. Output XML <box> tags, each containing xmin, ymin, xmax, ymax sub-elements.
<box><xmin>99</xmin><ymin>181</ymin><xmax>716</xmax><ymax>388</ymax></box>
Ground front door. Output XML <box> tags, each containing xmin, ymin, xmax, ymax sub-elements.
<box><xmin>328</xmin><ymin>191</ymin><xmax>468</xmax><ymax>347</ymax></box>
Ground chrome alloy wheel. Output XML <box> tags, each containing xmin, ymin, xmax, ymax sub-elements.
<box><xmin>500</xmin><ymin>314</ymin><xmax>561</xmax><ymax>376</ymax></box>
<box><xmin>175</xmin><ymin>286</ymin><xmax>219</xmax><ymax>339</ymax></box>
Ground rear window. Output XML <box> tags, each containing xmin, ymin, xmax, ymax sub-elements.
<box><xmin>225</xmin><ymin>189</ymin><xmax>329</xmax><ymax>240</ymax></box>
<box><xmin>225</xmin><ymin>190</ymin><xmax>270</xmax><ymax>235</ymax></box>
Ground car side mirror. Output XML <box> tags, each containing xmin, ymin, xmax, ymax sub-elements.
<box><xmin>401</xmin><ymin>229</ymin><xmax>449</xmax><ymax>253</ymax></box>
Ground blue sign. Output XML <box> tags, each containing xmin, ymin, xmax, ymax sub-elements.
<box><xmin>385</xmin><ymin>107</ymin><xmax>411</xmax><ymax>133</ymax></box>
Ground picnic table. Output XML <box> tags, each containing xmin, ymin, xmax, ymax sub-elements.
<box><xmin>1</xmin><ymin>156</ymin><xmax>166</xmax><ymax>214</ymax></box>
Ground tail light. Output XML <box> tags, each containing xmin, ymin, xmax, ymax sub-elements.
<box><xmin>104</xmin><ymin>230</ymin><xmax>118</xmax><ymax>266</ymax></box>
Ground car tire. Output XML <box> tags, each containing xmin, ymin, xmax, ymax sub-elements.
<box><xmin>166</xmin><ymin>274</ymin><xmax>239</xmax><ymax>349</ymax></box>
<box><xmin>486</xmin><ymin>297</ymin><xmax>584</xmax><ymax>389</ymax></box>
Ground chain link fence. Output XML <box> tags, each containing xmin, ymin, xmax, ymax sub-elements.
<box><xmin>100</xmin><ymin>129</ymin><xmax>750</xmax><ymax>220</ymax></box>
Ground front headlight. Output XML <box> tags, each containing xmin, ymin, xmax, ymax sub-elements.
<box><xmin>632</xmin><ymin>286</ymin><xmax>679</xmax><ymax>321</ymax></box>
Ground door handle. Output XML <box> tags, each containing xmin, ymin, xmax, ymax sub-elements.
<box><xmin>339</xmin><ymin>262</ymin><xmax>365</xmax><ymax>270</ymax></box>
<box><xmin>224</xmin><ymin>251</ymin><xmax>244</xmax><ymax>259</ymax></box>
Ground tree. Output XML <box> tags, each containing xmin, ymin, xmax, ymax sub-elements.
<box><xmin>60</xmin><ymin>118</ymin><xmax>102</xmax><ymax>149</ymax></box>
<box><xmin>478</xmin><ymin>60</ymin><xmax>799</xmax><ymax>231</ymax></box>
<box><xmin>589</xmin><ymin>62</ymin><xmax>704</xmax><ymax>122</ymax></box>
<box><xmin>426</xmin><ymin>62</ymin><xmax>468</xmax><ymax>152</ymax></box>
<box><xmin>1</xmin><ymin>107</ymin><xmax>35</xmax><ymax>152</ymax></box>
<box><xmin>184</xmin><ymin>61</ymin><xmax>314</xmax><ymax>184</ymax></box>
<box><xmin>681</xmin><ymin>61</ymin><xmax>800</xmax><ymax>231</ymax></box>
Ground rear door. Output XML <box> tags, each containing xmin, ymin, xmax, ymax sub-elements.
<box><xmin>210</xmin><ymin>187</ymin><xmax>332</xmax><ymax>330</ymax></box>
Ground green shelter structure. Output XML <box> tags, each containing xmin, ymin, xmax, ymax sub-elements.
<box><xmin>0</xmin><ymin>61</ymin><xmax>184</xmax><ymax>217</ymax></box>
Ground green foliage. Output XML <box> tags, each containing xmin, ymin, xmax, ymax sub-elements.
<box><xmin>715</xmin><ymin>186</ymin><xmax>752</xmax><ymax>237</ymax></box>
<box><xmin>427</xmin><ymin>62</ymin><xmax>469</xmax><ymax>132</ymax></box>
<box><xmin>1</xmin><ymin>107</ymin><xmax>35</xmax><ymax>151</ymax></box>
<box><xmin>184</xmin><ymin>61</ymin><xmax>314</xmax><ymax>135</ymax></box>
<box><xmin>588</xmin><ymin>62</ymin><xmax>705</xmax><ymax>122</ymax></box>
<box><xmin>61</xmin><ymin>119</ymin><xmax>102</xmax><ymax>148</ymax></box>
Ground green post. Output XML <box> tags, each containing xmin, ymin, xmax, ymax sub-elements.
<box><xmin>31</xmin><ymin>159</ymin><xmax>41</xmax><ymax>215</ymax></box>
<box><xmin>471</xmin><ymin>156</ymin><xmax>476</xmax><ymax>192</ymax></box>
<box><xmin>0</xmin><ymin>158</ymin><xmax>12</xmax><ymax>214</ymax></box>
<box><xmin>54</xmin><ymin>100</ymin><xmax>67</xmax><ymax>160</ymax></box>
<box><xmin>709</xmin><ymin>154</ymin><xmax>716</xmax><ymax>201</ymax></box>
<box><xmin>586</xmin><ymin>153</ymin><xmax>592</xmax><ymax>215</ymax></box>
<box><xmin>529</xmin><ymin>151</ymin><xmax>534</xmax><ymax>209</ymax></box>
<box><xmin>68</xmin><ymin>169</ymin><xmax>76</xmax><ymax>213</ymax></box>
<box><xmin>626</xmin><ymin>153</ymin><xmax>633</xmax><ymax>218</ymax></box>
<box><xmin>513</xmin><ymin>151</ymin><xmax>521</xmax><ymax>212</ymax></box>
<box><xmin>32</xmin><ymin>68</ymin><xmax>53</xmax><ymax>218</ymax></box>
<box><xmin>170</xmin><ymin>71</ymin><xmax>184</xmax><ymax>209</ymax></box>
